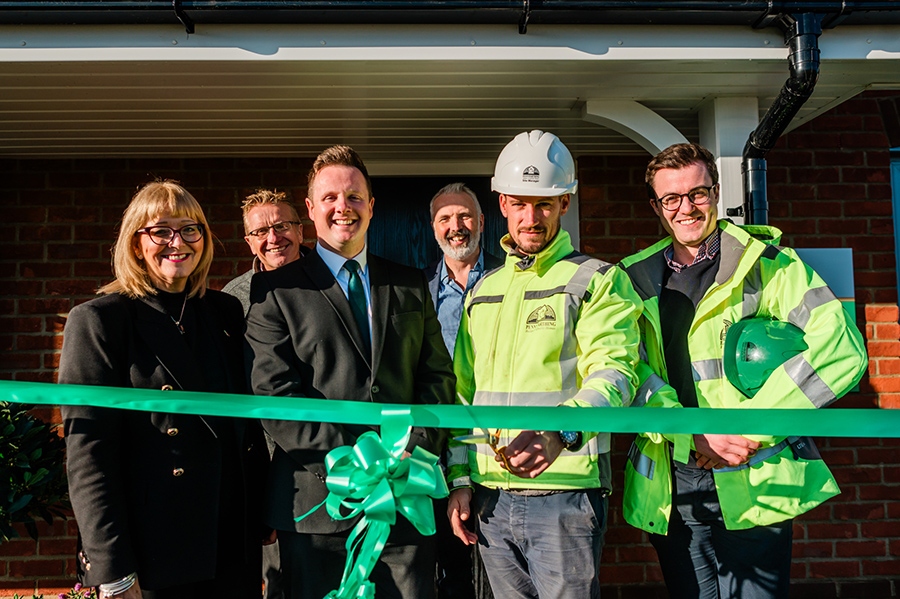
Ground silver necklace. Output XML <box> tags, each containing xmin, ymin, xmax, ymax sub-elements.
<box><xmin>171</xmin><ymin>294</ymin><xmax>188</xmax><ymax>335</ymax></box>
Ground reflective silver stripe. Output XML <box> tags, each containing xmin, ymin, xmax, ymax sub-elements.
<box><xmin>560</xmin><ymin>295</ymin><xmax>579</xmax><ymax>391</ymax></box>
<box><xmin>784</xmin><ymin>353</ymin><xmax>837</xmax><ymax>407</ymax></box>
<box><xmin>627</xmin><ymin>442</ymin><xmax>655</xmax><ymax>480</ymax></box>
<box><xmin>467</xmin><ymin>294</ymin><xmax>504</xmax><ymax>316</ymax></box>
<box><xmin>450</xmin><ymin>476</ymin><xmax>472</xmax><ymax>489</ymax></box>
<box><xmin>524</xmin><ymin>286</ymin><xmax>567</xmax><ymax>300</ymax></box>
<box><xmin>788</xmin><ymin>286</ymin><xmax>838</xmax><ymax>330</ymax></box>
<box><xmin>565</xmin><ymin>259</ymin><xmax>609</xmax><ymax>300</ymax></box>
<box><xmin>742</xmin><ymin>263</ymin><xmax>763</xmax><ymax>320</ymax></box>
<box><xmin>571</xmin><ymin>388</ymin><xmax>613</xmax><ymax>408</ymax></box>
<box><xmin>473</xmin><ymin>389</ymin><xmax>573</xmax><ymax>407</ymax></box>
<box><xmin>447</xmin><ymin>444</ymin><xmax>469</xmax><ymax>467</ymax></box>
<box><xmin>584</xmin><ymin>369</ymin><xmax>632</xmax><ymax>405</ymax></box>
<box><xmin>692</xmin><ymin>359</ymin><xmax>723</xmax><ymax>382</ymax></box>
<box><xmin>633</xmin><ymin>373</ymin><xmax>667</xmax><ymax>408</ymax></box>
<box><xmin>469</xmin><ymin>270</ymin><xmax>494</xmax><ymax>298</ymax></box>
<box><xmin>714</xmin><ymin>436</ymin><xmax>800</xmax><ymax>473</ymax></box>
<box><xmin>469</xmin><ymin>294</ymin><xmax>504</xmax><ymax>306</ymax></box>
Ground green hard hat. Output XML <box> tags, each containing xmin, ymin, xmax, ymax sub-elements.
<box><xmin>723</xmin><ymin>318</ymin><xmax>809</xmax><ymax>398</ymax></box>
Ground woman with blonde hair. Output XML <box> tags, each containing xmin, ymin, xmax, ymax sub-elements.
<box><xmin>59</xmin><ymin>180</ymin><xmax>267</xmax><ymax>599</ymax></box>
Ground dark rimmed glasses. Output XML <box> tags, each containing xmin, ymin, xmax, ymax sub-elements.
<box><xmin>137</xmin><ymin>223</ymin><xmax>205</xmax><ymax>245</ymax></box>
<box><xmin>655</xmin><ymin>185</ymin><xmax>717</xmax><ymax>212</ymax></box>
<box><xmin>246</xmin><ymin>221</ymin><xmax>300</xmax><ymax>238</ymax></box>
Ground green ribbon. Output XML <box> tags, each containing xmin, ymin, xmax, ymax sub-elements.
<box><xmin>296</xmin><ymin>408</ymin><xmax>448</xmax><ymax>599</ymax></box>
<box><xmin>4</xmin><ymin>380</ymin><xmax>899</xmax><ymax>597</ymax></box>
<box><xmin>3</xmin><ymin>380</ymin><xmax>899</xmax><ymax>437</ymax></box>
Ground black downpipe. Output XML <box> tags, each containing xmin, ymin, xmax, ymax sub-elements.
<box><xmin>734</xmin><ymin>13</ymin><xmax>822</xmax><ymax>226</ymax></box>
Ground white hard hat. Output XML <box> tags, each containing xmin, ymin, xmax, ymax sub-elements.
<box><xmin>491</xmin><ymin>130</ymin><xmax>578</xmax><ymax>197</ymax></box>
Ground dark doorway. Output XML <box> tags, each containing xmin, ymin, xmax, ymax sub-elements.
<box><xmin>367</xmin><ymin>176</ymin><xmax>506</xmax><ymax>269</ymax></box>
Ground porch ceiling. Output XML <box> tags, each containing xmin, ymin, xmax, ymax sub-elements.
<box><xmin>2</xmin><ymin>23</ymin><xmax>899</xmax><ymax>171</ymax></box>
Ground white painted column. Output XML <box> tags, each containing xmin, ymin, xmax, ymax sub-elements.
<box><xmin>699</xmin><ymin>97</ymin><xmax>760</xmax><ymax>226</ymax></box>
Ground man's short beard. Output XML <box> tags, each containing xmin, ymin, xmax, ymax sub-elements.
<box><xmin>437</xmin><ymin>227</ymin><xmax>481</xmax><ymax>262</ymax></box>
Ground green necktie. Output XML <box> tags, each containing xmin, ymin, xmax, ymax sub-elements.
<box><xmin>344</xmin><ymin>259</ymin><xmax>371</xmax><ymax>354</ymax></box>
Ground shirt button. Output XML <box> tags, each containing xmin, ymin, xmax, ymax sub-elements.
<box><xmin>173</xmin><ymin>468</ymin><xmax>185</xmax><ymax>477</ymax></box>
<box><xmin>167</xmin><ymin>428</ymin><xmax>178</xmax><ymax>437</ymax></box>
<box><xmin>161</xmin><ymin>384</ymin><xmax>174</xmax><ymax>391</ymax></box>
<box><xmin>372</xmin><ymin>385</ymin><xmax>380</xmax><ymax>394</ymax></box>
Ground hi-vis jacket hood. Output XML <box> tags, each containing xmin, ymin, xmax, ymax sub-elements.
<box><xmin>620</xmin><ymin>220</ymin><xmax>867</xmax><ymax>532</ymax></box>
<box><xmin>447</xmin><ymin>229</ymin><xmax>642</xmax><ymax>491</ymax></box>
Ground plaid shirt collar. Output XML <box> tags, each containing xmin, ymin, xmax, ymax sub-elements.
<box><xmin>664</xmin><ymin>230</ymin><xmax>720</xmax><ymax>273</ymax></box>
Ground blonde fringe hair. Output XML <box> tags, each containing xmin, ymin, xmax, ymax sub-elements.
<box><xmin>99</xmin><ymin>180</ymin><xmax>213</xmax><ymax>299</ymax></box>
<box><xmin>240</xmin><ymin>189</ymin><xmax>299</xmax><ymax>234</ymax></box>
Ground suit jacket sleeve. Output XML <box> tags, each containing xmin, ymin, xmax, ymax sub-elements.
<box><xmin>58</xmin><ymin>299</ymin><xmax>138</xmax><ymax>586</ymax></box>
<box><xmin>244</xmin><ymin>270</ymin><xmax>358</xmax><ymax>461</ymax></box>
<box><xmin>407</xmin><ymin>268</ymin><xmax>455</xmax><ymax>455</ymax></box>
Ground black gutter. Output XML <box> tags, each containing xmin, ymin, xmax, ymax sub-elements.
<box><xmin>2</xmin><ymin>1</ymin><xmax>900</xmax><ymax>31</ymax></box>
<box><xmin>731</xmin><ymin>13</ymin><xmax>822</xmax><ymax>226</ymax></box>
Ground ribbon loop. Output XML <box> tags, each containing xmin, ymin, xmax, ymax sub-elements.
<box><xmin>298</xmin><ymin>406</ymin><xmax>448</xmax><ymax>599</ymax></box>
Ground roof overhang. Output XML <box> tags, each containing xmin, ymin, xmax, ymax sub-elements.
<box><xmin>2</xmin><ymin>18</ymin><xmax>900</xmax><ymax>170</ymax></box>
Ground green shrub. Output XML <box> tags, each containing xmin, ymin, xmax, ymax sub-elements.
<box><xmin>0</xmin><ymin>402</ymin><xmax>69</xmax><ymax>542</ymax></box>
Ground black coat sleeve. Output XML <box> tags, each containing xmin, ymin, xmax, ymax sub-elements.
<box><xmin>58</xmin><ymin>299</ymin><xmax>138</xmax><ymax>586</ymax></box>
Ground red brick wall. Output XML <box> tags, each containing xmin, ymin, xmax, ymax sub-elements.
<box><xmin>1</xmin><ymin>91</ymin><xmax>899</xmax><ymax>597</ymax></box>
<box><xmin>579</xmin><ymin>90</ymin><xmax>900</xmax><ymax>598</ymax></box>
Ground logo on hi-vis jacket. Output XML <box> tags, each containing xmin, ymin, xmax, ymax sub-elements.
<box><xmin>523</xmin><ymin>165</ymin><xmax>540</xmax><ymax>183</ymax></box>
<box><xmin>526</xmin><ymin>305</ymin><xmax>557</xmax><ymax>331</ymax></box>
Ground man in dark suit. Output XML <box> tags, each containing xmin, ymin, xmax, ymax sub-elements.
<box><xmin>245</xmin><ymin>145</ymin><xmax>455</xmax><ymax>599</ymax></box>
<box><xmin>422</xmin><ymin>182</ymin><xmax>502</xmax><ymax>599</ymax></box>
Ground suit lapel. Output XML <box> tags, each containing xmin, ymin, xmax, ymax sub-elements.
<box><xmin>368</xmin><ymin>255</ymin><xmax>390</xmax><ymax>379</ymax></box>
<box><xmin>426</xmin><ymin>259</ymin><xmax>440</xmax><ymax>311</ymax></box>
<box><xmin>133</xmin><ymin>296</ymin><xmax>206</xmax><ymax>391</ymax></box>
<box><xmin>305</xmin><ymin>252</ymin><xmax>373</xmax><ymax>369</ymax></box>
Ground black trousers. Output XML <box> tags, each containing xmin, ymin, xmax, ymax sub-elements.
<box><xmin>649</xmin><ymin>464</ymin><xmax>793</xmax><ymax>599</ymax></box>
<box><xmin>278</xmin><ymin>517</ymin><xmax>436</xmax><ymax>599</ymax></box>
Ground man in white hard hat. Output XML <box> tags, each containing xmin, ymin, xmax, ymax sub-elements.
<box><xmin>445</xmin><ymin>131</ymin><xmax>643</xmax><ymax>598</ymax></box>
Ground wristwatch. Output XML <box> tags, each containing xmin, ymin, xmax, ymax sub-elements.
<box><xmin>558</xmin><ymin>430</ymin><xmax>582</xmax><ymax>451</ymax></box>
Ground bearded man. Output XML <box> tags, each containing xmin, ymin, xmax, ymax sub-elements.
<box><xmin>423</xmin><ymin>182</ymin><xmax>502</xmax><ymax>599</ymax></box>
<box><xmin>424</xmin><ymin>182</ymin><xmax>504</xmax><ymax>354</ymax></box>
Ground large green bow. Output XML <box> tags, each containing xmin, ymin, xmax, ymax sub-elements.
<box><xmin>298</xmin><ymin>407</ymin><xmax>448</xmax><ymax>599</ymax></box>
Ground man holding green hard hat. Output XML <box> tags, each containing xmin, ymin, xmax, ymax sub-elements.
<box><xmin>620</xmin><ymin>142</ymin><xmax>868</xmax><ymax>599</ymax></box>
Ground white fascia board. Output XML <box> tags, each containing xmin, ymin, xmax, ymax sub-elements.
<box><xmin>817</xmin><ymin>26</ymin><xmax>900</xmax><ymax>61</ymax></box>
<box><xmin>0</xmin><ymin>23</ymin><xmax>789</xmax><ymax>63</ymax></box>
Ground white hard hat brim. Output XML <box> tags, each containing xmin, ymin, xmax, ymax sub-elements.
<box><xmin>491</xmin><ymin>178</ymin><xmax>578</xmax><ymax>197</ymax></box>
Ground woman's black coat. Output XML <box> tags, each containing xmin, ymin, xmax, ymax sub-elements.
<box><xmin>59</xmin><ymin>290</ymin><xmax>267</xmax><ymax>591</ymax></box>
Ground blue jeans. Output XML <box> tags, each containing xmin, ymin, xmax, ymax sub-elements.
<box><xmin>473</xmin><ymin>486</ymin><xmax>607</xmax><ymax>599</ymax></box>
<box><xmin>649</xmin><ymin>464</ymin><xmax>793</xmax><ymax>599</ymax></box>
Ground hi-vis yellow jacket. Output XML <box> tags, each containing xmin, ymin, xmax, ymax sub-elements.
<box><xmin>620</xmin><ymin>221</ymin><xmax>867</xmax><ymax>533</ymax></box>
<box><xmin>447</xmin><ymin>230</ymin><xmax>642</xmax><ymax>492</ymax></box>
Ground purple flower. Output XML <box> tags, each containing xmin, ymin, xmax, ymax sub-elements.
<box><xmin>74</xmin><ymin>583</ymin><xmax>83</xmax><ymax>591</ymax></box>
<box><xmin>58</xmin><ymin>594</ymin><xmax>67</xmax><ymax>599</ymax></box>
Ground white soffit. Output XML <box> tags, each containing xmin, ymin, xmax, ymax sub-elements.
<box><xmin>1</xmin><ymin>23</ymin><xmax>899</xmax><ymax>163</ymax></box>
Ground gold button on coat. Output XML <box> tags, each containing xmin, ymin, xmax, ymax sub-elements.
<box><xmin>167</xmin><ymin>428</ymin><xmax>178</xmax><ymax>436</ymax></box>
<box><xmin>173</xmin><ymin>468</ymin><xmax>185</xmax><ymax>477</ymax></box>
<box><xmin>161</xmin><ymin>384</ymin><xmax>174</xmax><ymax>391</ymax></box>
